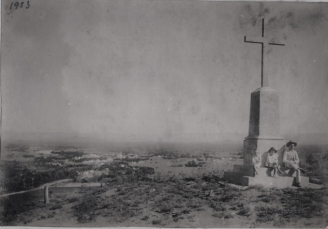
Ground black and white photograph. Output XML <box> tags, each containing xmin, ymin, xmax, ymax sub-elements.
<box><xmin>1</xmin><ymin>0</ymin><xmax>328</xmax><ymax>227</ymax></box>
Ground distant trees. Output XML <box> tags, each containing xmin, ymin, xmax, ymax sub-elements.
<box><xmin>185</xmin><ymin>160</ymin><xmax>200</xmax><ymax>167</ymax></box>
<box><xmin>5</xmin><ymin>143</ymin><xmax>29</xmax><ymax>152</ymax></box>
<box><xmin>50</xmin><ymin>150</ymin><xmax>84</xmax><ymax>159</ymax></box>
<box><xmin>150</xmin><ymin>149</ymin><xmax>181</xmax><ymax>159</ymax></box>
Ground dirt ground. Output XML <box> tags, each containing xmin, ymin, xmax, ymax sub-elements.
<box><xmin>1</xmin><ymin>175</ymin><xmax>327</xmax><ymax>228</ymax></box>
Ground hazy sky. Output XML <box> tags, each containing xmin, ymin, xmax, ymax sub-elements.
<box><xmin>2</xmin><ymin>0</ymin><xmax>328</xmax><ymax>142</ymax></box>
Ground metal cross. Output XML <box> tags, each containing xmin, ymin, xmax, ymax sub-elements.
<box><xmin>244</xmin><ymin>18</ymin><xmax>285</xmax><ymax>87</ymax></box>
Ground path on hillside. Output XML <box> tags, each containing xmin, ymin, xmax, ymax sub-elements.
<box><xmin>0</xmin><ymin>179</ymin><xmax>73</xmax><ymax>197</ymax></box>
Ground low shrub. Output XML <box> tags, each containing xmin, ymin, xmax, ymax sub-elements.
<box><xmin>49</xmin><ymin>204</ymin><xmax>62</xmax><ymax>210</ymax></box>
<box><xmin>73</xmin><ymin>195</ymin><xmax>99</xmax><ymax>223</ymax></box>
<box><xmin>152</xmin><ymin>219</ymin><xmax>161</xmax><ymax>225</ymax></box>
<box><xmin>237</xmin><ymin>206</ymin><xmax>251</xmax><ymax>217</ymax></box>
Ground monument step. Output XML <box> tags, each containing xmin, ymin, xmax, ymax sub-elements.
<box><xmin>233</xmin><ymin>165</ymin><xmax>301</xmax><ymax>178</ymax></box>
<box><xmin>224</xmin><ymin>171</ymin><xmax>322</xmax><ymax>189</ymax></box>
<box><xmin>254</xmin><ymin>167</ymin><xmax>298</xmax><ymax>178</ymax></box>
<box><xmin>242</xmin><ymin>175</ymin><xmax>322</xmax><ymax>189</ymax></box>
<box><xmin>223</xmin><ymin>172</ymin><xmax>244</xmax><ymax>185</ymax></box>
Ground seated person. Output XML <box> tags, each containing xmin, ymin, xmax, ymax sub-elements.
<box><xmin>266</xmin><ymin>147</ymin><xmax>285</xmax><ymax>177</ymax></box>
<box><xmin>252</xmin><ymin>148</ymin><xmax>261</xmax><ymax>176</ymax></box>
<box><xmin>283</xmin><ymin>141</ymin><xmax>306</xmax><ymax>187</ymax></box>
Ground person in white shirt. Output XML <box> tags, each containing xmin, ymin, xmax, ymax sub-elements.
<box><xmin>252</xmin><ymin>148</ymin><xmax>261</xmax><ymax>176</ymax></box>
<box><xmin>283</xmin><ymin>141</ymin><xmax>305</xmax><ymax>187</ymax></box>
<box><xmin>266</xmin><ymin>147</ymin><xmax>285</xmax><ymax>177</ymax></box>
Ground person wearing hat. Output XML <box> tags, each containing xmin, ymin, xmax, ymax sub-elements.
<box><xmin>283</xmin><ymin>141</ymin><xmax>304</xmax><ymax>187</ymax></box>
<box><xmin>266</xmin><ymin>147</ymin><xmax>285</xmax><ymax>177</ymax></box>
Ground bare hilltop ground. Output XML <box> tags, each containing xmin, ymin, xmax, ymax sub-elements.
<box><xmin>1</xmin><ymin>142</ymin><xmax>328</xmax><ymax>227</ymax></box>
<box><xmin>2</xmin><ymin>177</ymin><xmax>328</xmax><ymax>228</ymax></box>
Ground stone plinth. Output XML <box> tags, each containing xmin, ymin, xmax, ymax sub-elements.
<box><xmin>248</xmin><ymin>87</ymin><xmax>281</xmax><ymax>138</ymax></box>
<box><xmin>243</xmin><ymin>87</ymin><xmax>285</xmax><ymax>167</ymax></box>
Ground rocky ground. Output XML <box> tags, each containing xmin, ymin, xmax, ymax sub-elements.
<box><xmin>1</xmin><ymin>173</ymin><xmax>328</xmax><ymax>228</ymax></box>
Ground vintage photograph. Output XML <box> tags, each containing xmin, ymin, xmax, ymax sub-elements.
<box><xmin>1</xmin><ymin>0</ymin><xmax>328</xmax><ymax>227</ymax></box>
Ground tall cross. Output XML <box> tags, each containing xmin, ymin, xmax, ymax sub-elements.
<box><xmin>244</xmin><ymin>18</ymin><xmax>285</xmax><ymax>87</ymax></box>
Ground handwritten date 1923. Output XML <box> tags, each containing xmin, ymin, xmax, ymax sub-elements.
<box><xmin>10</xmin><ymin>1</ymin><xmax>30</xmax><ymax>10</ymax></box>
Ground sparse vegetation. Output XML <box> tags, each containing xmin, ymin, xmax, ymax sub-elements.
<box><xmin>1</xmin><ymin>144</ymin><xmax>328</xmax><ymax>227</ymax></box>
<box><xmin>73</xmin><ymin>194</ymin><xmax>100</xmax><ymax>223</ymax></box>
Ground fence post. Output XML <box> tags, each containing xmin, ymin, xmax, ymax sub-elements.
<box><xmin>44</xmin><ymin>186</ymin><xmax>49</xmax><ymax>204</ymax></box>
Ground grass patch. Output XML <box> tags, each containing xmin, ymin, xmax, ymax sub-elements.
<box><xmin>255</xmin><ymin>206</ymin><xmax>282</xmax><ymax>222</ymax></box>
<box><xmin>280</xmin><ymin>188</ymin><xmax>324</xmax><ymax>219</ymax></box>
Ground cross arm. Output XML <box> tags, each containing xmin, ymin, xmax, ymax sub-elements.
<box><xmin>268</xmin><ymin>42</ymin><xmax>285</xmax><ymax>46</ymax></box>
<box><xmin>244</xmin><ymin>36</ymin><xmax>285</xmax><ymax>47</ymax></box>
<box><xmin>244</xmin><ymin>36</ymin><xmax>263</xmax><ymax>44</ymax></box>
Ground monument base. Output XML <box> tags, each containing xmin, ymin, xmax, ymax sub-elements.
<box><xmin>224</xmin><ymin>165</ymin><xmax>322</xmax><ymax>189</ymax></box>
<box><xmin>223</xmin><ymin>137</ymin><xmax>321</xmax><ymax>188</ymax></box>
<box><xmin>223</xmin><ymin>167</ymin><xmax>322</xmax><ymax>189</ymax></box>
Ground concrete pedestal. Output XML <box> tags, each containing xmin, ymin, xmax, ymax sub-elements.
<box><xmin>248</xmin><ymin>87</ymin><xmax>281</xmax><ymax>138</ymax></box>
<box><xmin>243</xmin><ymin>87</ymin><xmax>286</xmax><ymax>166</ymax></box>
